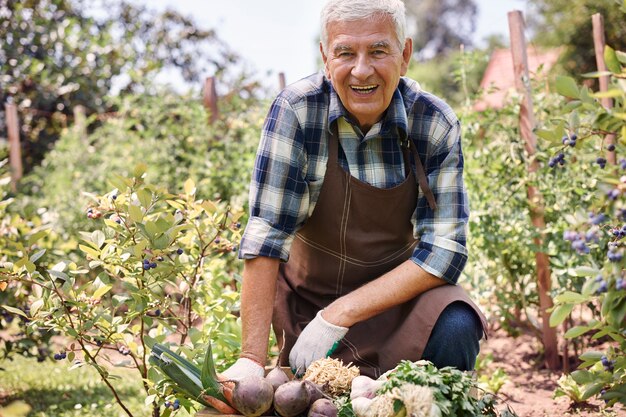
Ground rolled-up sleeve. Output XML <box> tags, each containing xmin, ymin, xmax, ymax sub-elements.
<box><xmin>411</xmin><ymin>118</ymin><xmax>469</xmax><ymax>284</ymax></box>
<box><xmin>239</xmin><ymin>96</ymin><xmax>310</xmax><ymax>262</ymax></box>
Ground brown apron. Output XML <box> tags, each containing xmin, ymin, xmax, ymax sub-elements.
<box><xmin>273</xmin><ymin>122</ymin><xmax>487</xmax><ymax>378</ymax></box>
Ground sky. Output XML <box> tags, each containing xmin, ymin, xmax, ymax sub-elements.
<box><xmin>144</xmin><ymin>0</ymin><xmax>531</xmax><ymax>92</ymax></box>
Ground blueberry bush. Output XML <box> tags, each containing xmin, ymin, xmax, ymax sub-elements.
<box><xmin>541</xmin><ymin>45</ymin><xmax>626</xmax><ymax>406</ymax></box>
<box><xmin>2</xmin><ymin>167</ymin><xmax>246</xmax><ymax>416</ymax></box>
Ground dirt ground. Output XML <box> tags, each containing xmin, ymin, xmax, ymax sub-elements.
<box><xmin>479</xmin><ymin>329</ymin><xmax>626</xmax><ymax>417</ymax></box>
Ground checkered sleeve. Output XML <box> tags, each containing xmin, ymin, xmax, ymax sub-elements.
<box><xmin>411</xmin><ymin>118</ymin><xmax>469</xmax><ymax>284</ymax></box>
<box><xmin>238</xmin><ymin>96</ymin><xmax>310</xmax><ymax>262</ymax></box>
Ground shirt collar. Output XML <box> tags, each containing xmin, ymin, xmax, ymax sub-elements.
<box><xmin>326</xmin><ymin>76</ymin><xmax>408</xmax><ymax>142</ymax></box>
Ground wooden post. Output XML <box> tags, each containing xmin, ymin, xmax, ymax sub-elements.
<box><xmin>5</xmin><ymin>102</ymin><xmax>23</xmax><ymax>193</ymax></box>
<box><xmin>592</xmin><ymin>13</ymin><xmax>616</xmax><ymax>164</ymax></box>
<box><xmin>508</xmin><ymin>10</ymin><xmax>560</xmax><ymax>371</ymax></box>
<box><xmin>278</xmin><ymin>72</ymin><xmax>286</xmax><ymax>90</ymax></box>
<box><xmin>203</xmin><ymin>76</ymin><xmax>219</xmax><ymax>124</ymax></box>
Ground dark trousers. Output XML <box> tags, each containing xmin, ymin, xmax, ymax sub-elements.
<box><xmin>421</xmin><ymin>301</ymin><xmax>483</xmax><ymax>371</ymax></box>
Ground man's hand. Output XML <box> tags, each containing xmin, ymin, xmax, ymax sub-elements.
<box><xmin>220</xmin><ymin>357</ymin><xmax>265</xmax><ymax>381</ymax></box>
<box><xmin>289</xmin><ymin>310</ymin><xmax>349</xmax><ymax>374</ymax></box>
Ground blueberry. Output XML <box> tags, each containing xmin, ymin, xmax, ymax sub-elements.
<box><xmin>143</xmin><ymin>263</ymin><xmax>150</xmax><ymax>270</ymax></box>
<box><xmin>597</xmin><ymin>157</ymin><xmax>607</xmax><ymax>169</ymax></box>
<box><xmin>570</xmin><ymin>134</ymin><xmax>578</xmax><ymax>141</ymax></box>
<box><xmin>164</xmin><ymin>401</ymin><xmax>171</xmax><ymax>408</ymax></box>
<box><xmin>562</xmin><ymin>136</ymin><xmax>569</xmax><ymax>145</ymax></box>
<box><xmin>569</xmin><ymin>139</ymin><xmax>577</xmax><ymax>147</ymax></box>
<box><xmin>112</xmin><ymin>195</ymin><xmax>118</xmax><ymax>200</ymax></box>
<box><xmin>150</xmin><ymin>262</ymin><xmax>157</xmax><ymax>269</ymax></box>
<box><xmin>155</xmin><ymin>309</ymin><xmax>161</xmax><ymax>316</ymax></box>
<box><xmin>176</xmin><ymin>248</ymin><xmax>183</xmax><ymax>255</ymax></box>
<box><xmin>608</xmin><ymin>144</ymin><xmax>616</xmax><ymax>152</ymax></box>
<box><xmin>157</xmin><ymin>256</ymin><xmax>164</xmax><ymax>261</ymax></box>
<box><xmin>601</xmin><ymin>356</ymin><xmax>610</xmax><ymax>366</ymax></box>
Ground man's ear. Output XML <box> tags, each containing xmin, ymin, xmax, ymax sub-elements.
<box><xmin>400</xmin><ymin>37</ymin><xmax>413</xmax><ymax>76</ymax></box>
<box><xmin>320</xmin><ymin>42</ymin><xmax>331</xmax><ymax>79</ymax></box>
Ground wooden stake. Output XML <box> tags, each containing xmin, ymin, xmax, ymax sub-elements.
<box><xmin>5</xmin><ymin>102</ymin><xmax>23</xmax><ymax>193</ymax></box>
<box><xmin>278</xmin><ymin>72</ymin><xmax>286</xmax><ymax>90</ymax></box>
<box><xmin>592</xmin><ymin>13</ymin><xmax>616</xmax><ymax>164</ymax></box>
<box><xmin>203</xmin><ymin>76</ymin><xmax>219</xmax><ymax>124</ymax></box>
<box><xmin>508</xmin><ymin>10</ymin><xmax>560</xmax><ymax>371</ymax></box>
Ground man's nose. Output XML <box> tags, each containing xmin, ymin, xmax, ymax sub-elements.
<box><xmin>351</xmin><ymin>54</ymin><xmax>374</xmax><ymax>79</ymax></box>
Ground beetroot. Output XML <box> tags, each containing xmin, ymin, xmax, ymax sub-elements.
<box><xmin>304</xmin><ymin>380</ymin><xmax>325</xmax><ymax>405</ymax></box>
<box><xmin>273</xmin><ymin>380</ymin><xmax>311</xmax><ymax>417</ymax></box>
<box><xmin>307</xmin><ymin>398</ymin><xmax>338</xmax><ymax>417</ymax></box>
<box><xmin>266</xmin><ymin>366</ymin><xmax>291</xmax><ymax>391</ymax></box>
<box><xmin>230</xmin><ymin>375</ymin><xmax>274</xmax><ymax>417</ymax></box>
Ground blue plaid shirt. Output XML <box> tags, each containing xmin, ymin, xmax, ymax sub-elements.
<box><xmin>239</xmin><ymin>72</ymin><xmax>469</xmax><ymax>284</ymax></box>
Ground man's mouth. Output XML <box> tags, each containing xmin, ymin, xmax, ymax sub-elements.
<box><xmin>350</xmin><ymin>84</ymin><xmax>378</xmax><ymax>94</ymax></box>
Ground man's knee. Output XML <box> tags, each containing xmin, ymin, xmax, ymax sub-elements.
<box><xmin>421</xmin><ymin>302</ymin><xmax>483</xmax><ymax>371</ymax></box>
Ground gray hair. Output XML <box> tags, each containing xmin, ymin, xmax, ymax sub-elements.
<box><xmin>320</xmin><ymin>0</ymin><xmax>407</xmax><ymax>53</ymax></box>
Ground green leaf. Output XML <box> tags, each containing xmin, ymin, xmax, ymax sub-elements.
<box><xmin>1</xmin><ymin>305</ymin><xmax>28</xmax><ymax>318</ymax></box>
<box><xmin>549</xmin><ymin>303</ymin><xmax>574</xmax><ymax>327</ymax></box>
<box><xmin>91</xmin><ymin>230</ymin><xmax>105</xmax><ymax>249</ymax></box>
<box><xmin>582</xmin><ymin>382</ymin><xmax>605</xmax><ymax>401</ymax></box>
<box><xmin>200</xmin><ymin>341</ymin><xmax>220</xmax><ymax>393</ymax></box>
<box><xmin>604</xmin><ymin>45</ymin><xmax>622</xmax><ymax>74</ymax></box>
<box><xmin>137</xmin><ymin>188</ymin><xmax>152</xmax><ymax>209</ymax></box>
<box><xmin>616</xmin><ymin>50</ymin><xmax>626</xmax><ymax>64</ymax></box>
<box><xmin>555</xmin><ymin>291</ymin><xmax>588</xmax><ymax>304</ymax></box>
<box><xmin>79</xmin><ymin>244</ymin><xmax>100</xmax><ymax>260</ymax></box>
<box><xmin>29</xmin><ymin>249</ymin><xmax>46</xmax><ymax>263</ymax></box>
<box><xmin>555</xmin><ymin>75</ymin><xmax>580</xmax><ymax>99</ymax></box>
<box><xmin>590</xmin><ymin>89</ymin><xmax>623</xmax><ymax>99</ymax></box>
<box><xmin>27</xmin><ymin>230</ymin><xmax>49</xmax><ymax>246</ymax></box>
<box><xmin>184</xmin><ymin>178</ymin><xmax>196</xmax><ymax>196</ymax></box>
<box><xmin>564</xmin><ymin>326</ymin><xmax>591</xmax><ymax>339</ymax></box>
<box><xmin>133</xmin><ymin>163</ymin><xmax>148</xmax><ymax>178</ymax></box>
<box><xmin>581</xmin><ymin>70</ymin><xmax>614</xmax><ymax>78</ymax></box>
<box><xmin>93</xmin><ymin>285</ymin><xmax>112</xmax><ymax>300</ymax></box>
<box><xmin>570</xmin><ymin>370</ymin><xmax>594</xmax><ymax>385</ymax></box>
<box><xmin>48</xmin><ymin>269</ymin><xmax>68</xmax><ymax>281</ymax></box>
<box><xmin>30</xmin><ymin>299</ymin><xmax>44</xmax><ymax>316</ymax></box>
<box><xmin>573</xmin><ymin>266</ymin><xmax>599</xmax><ymax>277</ymax></box>
<box><xmin>145</xmin><ymin>221</ymin><xmax>159</xmax><ymax>236</ymax></box>
<box><xmin>129</xmin><ymin>205</ymin><xmax>143</xmax><ymax>223</ymax></box>
<box><xmin>579</xmin><ymin>351</ymin><xmax>603</xmax><ymax>362</ymax></box>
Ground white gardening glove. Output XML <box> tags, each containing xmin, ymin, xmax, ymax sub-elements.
<box><xmin>289</xmin><ymin>310</ymin><xmax>349</xmax><ymax>375</ymax></box>
<box><xmin>220</xmin><ymin>357</ymin><xmax>265</xmax><ymax>381</ymax></box>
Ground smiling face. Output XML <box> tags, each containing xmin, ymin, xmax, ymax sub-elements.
<box><xmin>321</xmin><ymin>15</ymin><xmax>412</xmax><ymax>132</ymax></box>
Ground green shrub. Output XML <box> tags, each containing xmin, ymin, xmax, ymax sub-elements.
<box><xmin>19</xmin><ymin>90</ymin><xmax>262</xmax><ymax>248</ymax></box>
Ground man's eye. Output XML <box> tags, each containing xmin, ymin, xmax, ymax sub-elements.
<box><xmin>372</xmin><ymin>50</ymin><xmax>387</xmax><ymax>56</ymax></box>
<box><xmin>338</xmin><ymin>52</ymin><xmax>353</xmax><ymax>57</ymax></box>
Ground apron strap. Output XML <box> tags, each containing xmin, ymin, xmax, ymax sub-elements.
<box><xmin>330</xmin><ymin>121</ymin><xmax>437</xmax><ymax>211</ymax></box>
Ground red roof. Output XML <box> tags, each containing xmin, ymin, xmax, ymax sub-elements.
<box><xmin>473</xmin><ymin>47</ymin><xmax>561</xmax><ymax>111</ymax></box>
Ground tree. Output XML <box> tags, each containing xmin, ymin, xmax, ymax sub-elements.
<box><xmin>0</xmin><ymin>0</ymin><xmax>240</xmax><ymax>171</ymax></box>
<box><xmin>526</xmin><ymin>0</ymin><xmax>626</xmax><ymax>77</ymax></box>
<box><xmin>404</xmin><ymin>0</ymin><xmax>478</xmax><ymax>60</ymax></box>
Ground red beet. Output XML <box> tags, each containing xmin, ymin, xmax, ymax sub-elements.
<box><xmin>266</xmin><ymin>366</ymin><xmax>291</xmax><ymax>391</ymax></box>
<box><xmin>231</xmin><ymin>375</ymin><xmax>274</xmax><ymax>417</ymax></box>
<box><xmin>273</xmin><ymin>380</ymin><xmax>311</xmax><ymax>417</ymax></box>
<box><xmin>307</xmin><ymin>398</ymin><xmax>338</xmax><ymax>417</ymax></box>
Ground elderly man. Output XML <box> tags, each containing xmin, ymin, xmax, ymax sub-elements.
<box><xmin>224</xmin><ymin>0</ymin><xmax>486</xmax><ymax>380</ymax></box>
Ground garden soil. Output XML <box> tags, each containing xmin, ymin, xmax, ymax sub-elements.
<box><xmin>480</xmin><ymin>329</ymin><xmax>626</xmax><ymax>416</ymax></box>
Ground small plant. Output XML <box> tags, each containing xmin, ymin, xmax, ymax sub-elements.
<box><xmin>554</xmin><ymin>374</ymin><xmax>587</xmax><ymax>405</ymax></box>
